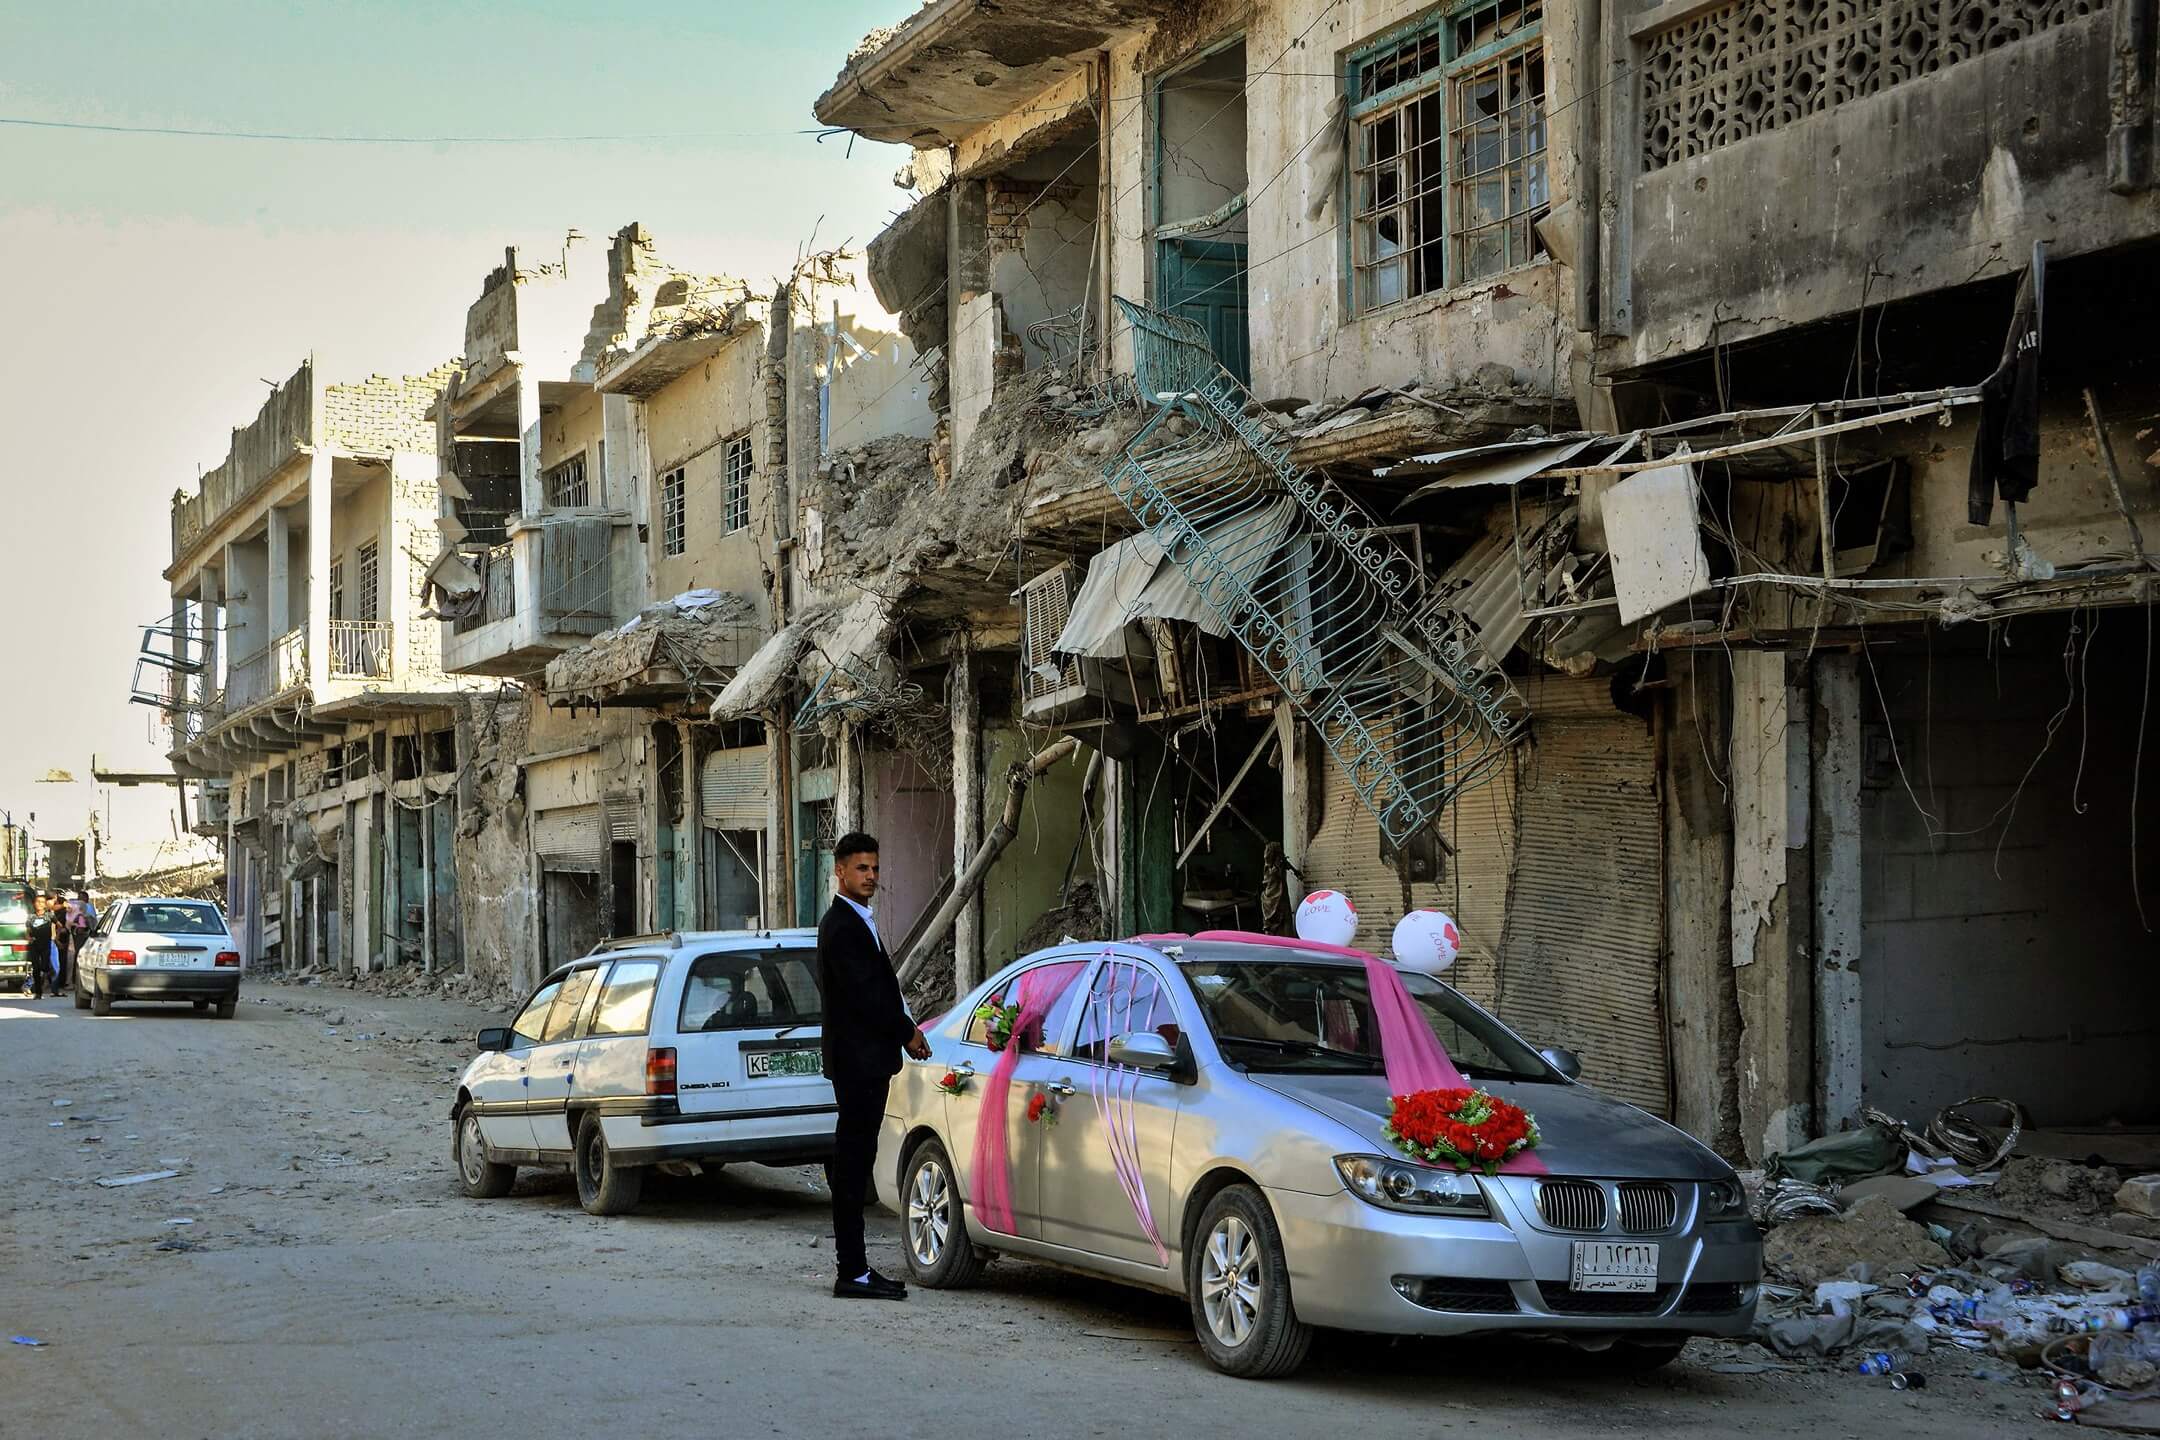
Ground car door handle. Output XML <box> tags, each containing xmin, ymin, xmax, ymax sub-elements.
<box><xmin>1037</xmin><ymin>1078</ymin><xmax>1077</xmax><ymax>1097</ymax></box>
<box><xmin>952</xmin><ymin>1062</ymin><xmax>977</xmax><ymax>1079</ymax></box>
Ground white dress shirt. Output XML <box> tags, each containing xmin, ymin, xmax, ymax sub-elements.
<box><xmin>840</xmin><ymin>894</ymin><xmax>880</xmax><ymax>949</ymax></box>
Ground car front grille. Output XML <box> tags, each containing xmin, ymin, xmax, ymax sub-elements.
<box><xmin>1617</xmin><ymin>1182</ymin><xmax>1678</xmax><ymax>1233</ymax></box>
<box><xmin>1536</xmin><ymin>1179</ymin><xmax>1608</xmax><ymax>1232</ymax></box>
<box><xmin>1675</xmin><ymin>1282</ymin><xmax>1748</xmax><ymax>1314</ymax></box>
<box><xmin>1394</xmin><ymin>1276</ymin><xmax>1521</xmax><ymax>1314</ymax></box>
<box><xmin>1538</xmin><ymin>1282</ymin><xmax>1675</xmax><ymax>1316</ymax></box>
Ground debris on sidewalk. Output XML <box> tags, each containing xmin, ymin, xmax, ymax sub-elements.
<box><xmin>1761</xmin><ymin>1194</ymin><xmax>1949</xmax><ymax>1286</ymax></box>
<box><xmin>94</xmin><ymin>1170</ymin><xmax>180</xmax><ymax>1188</ymax></box>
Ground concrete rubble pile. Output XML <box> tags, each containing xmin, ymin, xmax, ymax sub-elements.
<box><xmin>541</xmin><ymin>588</ymin><xmax>759</xmax><ymax>699</ymax></box>
<box><xmin>1737</xmin><ymin>1102</ymin><xmax>2160</xmax><ymax>1417</ymax></box>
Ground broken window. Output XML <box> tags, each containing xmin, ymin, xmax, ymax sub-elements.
<box><xmin>660</xmin><ymin>467</ymin><xmax>686</xmax><ymax>556</ymax></box>
<box><xmin>722</xmin><ymin>434</ymin><xmax>752</xmax><ymax>534</ymax></box>
<box><xmin>356</xmin><ymin>540</ymin><xmax>380</xmax><ymax>624</ymax></box>
<box><xmin>544</xmin><ymin>452</ymin><xmax>589</xmax><ymax>508</ymax></box>
<box><xmin>1348</xmin><ymin>0</ymin><xmax>1546</xmax><ymax>313</ymax></box>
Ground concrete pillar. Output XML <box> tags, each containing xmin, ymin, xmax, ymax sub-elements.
<box><xmin>1663</xmin><ymin>654</ymin><xmax>1743</xmax><ymax>1159</ymax></box>
<box><xmin>266</xmin><ymin>503</ymin><xmax>291</xmax><ymax>642</ymax></box>
<box><xmin>516</xmin><ymin>368</ymin><xmax>544</xmax><ymax>517</ymax></box>
<box><xmin>1811</xmin><ymin>652</ymin><xmax>1864</xmax><ymax>1134</ymax></box>
<box><xmin>1729</xmin><ymin>650</ymin><xmax>1814</xmax><ymax>1162</ymax></box>
<box><xmin>307</xmin><ymin>449</ymin><xmax>333</xmax><ymax>691</ymax></box>
<box><xmin>198</xmin><ymin>568</ymin><xmax>223</xmax><ymax>704</ymax></box>
<box><xmin>951</xmin><ymin>640</ymin><xmax>984</xmax><ymax>993</ymax></box>
<box><xmin>836</xmin><ymin>721</ymin><xmax>864</xmax><ymax>837</ymax></box>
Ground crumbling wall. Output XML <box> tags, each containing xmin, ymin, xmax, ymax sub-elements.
<box><xmin>453</xmin><ymin>690</ymin><xmax>535</xmax><ymax>993</ymax></box>
<box><xmin>323</xmin><ymin>364</ymin><xmax>459</xmax><ymax>457</ymax></box>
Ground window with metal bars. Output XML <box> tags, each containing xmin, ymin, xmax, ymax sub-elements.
<box><xmin>722</xmin><ymin>434</ymin><xmax>752</xmax><ymax>534</ymax></box>
<box><xmin>356</xmin><ymin>540</ymin><xmax>379</xmax><ymax>623</ymax></box>
<box><xmin>329</xmin><ymin>560</ymin><xmax>345</xmax><ymax>623</ymax></box>
<box><xmin>1348</xmin><ymin>0</ymin><xmax>1547</xmax><ymax>314</ymax></box>
<box><xmin>544</xmin><ymin>452</ymin><xmax>589</xmax><ymax>508</ymax></box>
<box><xmin>660</xmin><ymin>468</ymin><xmax>686</xmax><ymax>556</ymax></box>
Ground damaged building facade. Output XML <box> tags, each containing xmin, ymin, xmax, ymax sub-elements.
<box><xmin>154</xmin><ymin>357</ymin><xmax>472</xmax><ymax>973</ymax></box>
<box><xmin>805</xmin><ymin>0</ymin><xmax>2160</xmax><ymax>1165</ymax></box>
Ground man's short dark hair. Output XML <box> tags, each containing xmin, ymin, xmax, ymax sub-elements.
<box><xmin>833</xmin><ymin>832</ymin><xmax>879</xmax><ymax>864</ymax></box>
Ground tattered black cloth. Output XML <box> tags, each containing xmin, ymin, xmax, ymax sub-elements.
<box><xmin>1967</xmin><ymin>258</ymin><xmax>2044</xmax><ymax>526</ymax></box>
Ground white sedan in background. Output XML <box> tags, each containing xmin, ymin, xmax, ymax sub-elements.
<box><xmin>75</xmin><ymin>897</ymin><xmax>243</xmax><ymax>1018</ymax></box>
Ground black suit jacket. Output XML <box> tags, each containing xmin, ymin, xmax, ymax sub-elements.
<box><xmin>817</xmin><ymin>897</ymin><xmax>913</xmax><ymax>1084</ymax></box>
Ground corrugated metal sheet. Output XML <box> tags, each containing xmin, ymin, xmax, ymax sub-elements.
<box><xmin>1299</xmin><ymin>676</ymin><xmax>1670</xmax><ymax>1115</ymax></box>
<box><xmin>701</xmin><ymin>745</ymin><xmax>770</xmax><ymax>829</ymax></box>
<box><xmin>1053</xmin><ymin>501</ymin><xmax>1295</xmax><ymax>658</ymax></box>
<box><xmin>532</xmin><ymin>804</ymin><xmax>605</xmax><ymax>870</ymax></box>
<box><xmin>1432</xmin><ymin>504</ymin><xmax>1577</xmax><ymax>665</ymax></box>
<box><xmin>1495</xmin><ymin>703</ymin><xmax>1668</xmax><ymax>1115</ymax></box>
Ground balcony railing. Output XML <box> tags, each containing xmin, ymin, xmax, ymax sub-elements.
<box><xmin>328</xmin><ymin>620</ymin><xmax>393</xmax><ymax>679</ymax></box>
<box><xmin>270</xmin><ymin>626</ymin><xmax>308</xmax><ymax>694</ymax></box>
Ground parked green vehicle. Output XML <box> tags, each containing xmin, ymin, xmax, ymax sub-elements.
<box><xmin>0</xmin><ymin>884</ymin><xmax>33</xmax><ymax>993</ymax></box>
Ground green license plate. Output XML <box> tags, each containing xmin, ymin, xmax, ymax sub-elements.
<box><xmin>746</xmin><ymin>1047</ymin><xmax>822</xmax><ymax>1079</ymax></box>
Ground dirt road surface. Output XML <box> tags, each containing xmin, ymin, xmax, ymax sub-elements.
<box><xmin>1</xmin><ymin>982</ymin><xmax>2063</xmax><ymax>1439</ymax></box>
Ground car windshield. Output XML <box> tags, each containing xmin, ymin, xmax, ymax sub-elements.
<box><xmin>1180</xmin><ymin>958</ymin><xmax>1555</xmax><ymax>1081</ymax></box>
<box><xmin>120</xmin><ymin>902</ymin><xmax>224</xmax><ymax>936</ymax></box>
<box><xmin>677</xmin><ymin>949</ymin><xmax>823</xmax><ymax>1033</ymax></box>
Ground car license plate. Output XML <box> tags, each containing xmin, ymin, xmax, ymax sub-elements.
<box><xmin>746</xmin><ymin>1047</ymin><xmax>822</xmax><ymax>1079</ymax></box>
<box><xmin>1570</xmin><ymin>1241</ymin><xmax>1659</xmax><ymax>1293</ymax></box>
<box><xmin>150</xmin><ymin>950</ymin><xmax>207</xmax><ymax>969</ymax></box>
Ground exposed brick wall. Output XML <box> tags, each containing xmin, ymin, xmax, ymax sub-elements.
<box><xmin>985</xmin><ymin>177</ymin><xmax>1083</xmax><ymax>255</ymax></box>
<box><xmin>323</xmin><ymin>361</ymin><xmax>460</xmax><ymax>456</ymax></box>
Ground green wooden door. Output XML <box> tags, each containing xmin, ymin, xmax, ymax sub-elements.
<box><xmin>1157</xmin><ymin>239</ymin><xmax>1250</xmax><ymax>387</ymax></box>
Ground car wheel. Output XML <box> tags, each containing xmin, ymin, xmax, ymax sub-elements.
<box><xmin>902</xmin><ymin>1136</ymin><xmax>989</xmax><ymax>1289</ymax></box>
<box><xmin>91</xmin><ymin>977</ymin><xmax>112</xmax><ymax>1016</ymax></box>
<box><xmin>214</xmin><ymin>996</ymin><xmax>237</xmax><ymax>1019</ymax></box>
<box><xmin>574</xmin><ymin>1113</ymin><xmax>644</xmax><ymax>1216</ymax></box>
<box><xmin>72</xmin><ymin>977</ymin><xmax>89</xmax><ymax>1011</ymax></box>
<box><xmin>193</xmin><ymin>999</ymin><xmax>210</xmax><ymax>1011</ymax></box>
<box><xmin>1188</xmin><ymin>1184</ymin><xmax>1313</xmax><ymax>1379</ymax></box>
<box><xmin>453</xmin><ymin>1106</ymin><xmax>516</xmax><ymax>1199</ymax></box>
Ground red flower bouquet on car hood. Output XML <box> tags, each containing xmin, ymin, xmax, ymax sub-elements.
<box><xmin>1385</xmin><ymin>1087</ymin><xmax>1541</xmax><ymax>1176</ymax></box>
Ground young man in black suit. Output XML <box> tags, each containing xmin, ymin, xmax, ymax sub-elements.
<box><xmin>817</xmin><ymin>831</ymin><xmax>929</xmax><ymax>1300</ymax></box>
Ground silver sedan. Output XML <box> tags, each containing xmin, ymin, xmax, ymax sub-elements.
<box><xmin>873</xmin><ymin>935</ymin><xmax>1761</xmax><ymax>1378</ymax></box>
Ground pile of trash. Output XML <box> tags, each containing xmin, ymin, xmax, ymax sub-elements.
<box><xmin>1745</xmin><ymin>1097</ymin><xmax>2160</xmax><ymax>1422</ymax></box>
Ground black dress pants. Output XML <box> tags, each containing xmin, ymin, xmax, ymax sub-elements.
<box><xmin>828</xmin><ymin>1070</ymin><xmax>891</xmax><ymax>1279</ymax></box>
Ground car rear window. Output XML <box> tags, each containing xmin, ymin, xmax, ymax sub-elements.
<box><xmin>677</xmin><ymin>949</ymin><xmax>822</xmax><ymax>1033</ymax></box>
<box><xmin>121</xmin><ymin>903</ymin><xmax>224</xmax><ymax>936</ymax></box>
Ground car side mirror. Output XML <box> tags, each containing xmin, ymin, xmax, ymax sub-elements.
<box><xmin>1108</xmin><ymin>1031</ymin><xmax>1176</xmax><ymax>1072</ymax></box>
<box><xmin>477</xmin><ymin>1027</ymin><xmax>514</xmax><ymax>1053</ymax></box>
<box><xmin>1540</xmin><ymin>1046</ymin><xmax>1583</xmax><ymax>1080</ymax></box>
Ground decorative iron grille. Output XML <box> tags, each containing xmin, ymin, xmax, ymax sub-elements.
<box><xmin>1639</xmin><ymin>0</ymin><xmax>2101</xmax><ymax>171</ymax></box>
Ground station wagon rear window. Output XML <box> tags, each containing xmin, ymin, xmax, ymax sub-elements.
<box><xmin>677</xmin><ymin>950</ymin><xmax>822</xmax><ymax>1033</ymax></box>
<box><xmin>120</xmin><ymin>902</ymin><xmax>224</xmax><ymax>936</ymax></box>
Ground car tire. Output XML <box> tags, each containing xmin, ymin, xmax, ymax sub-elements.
<box><xmin>193</xmin><ymin>999</ymin><xmax>210</xmax><ymax>1011</ymax></box>
<box><xmin>574</xmin><ymin>1113</ymin><xmax>644</xmax><ymax>1216</ymax></box>
<box><xmin>214</xmin><ymin>996</ymin><xmax>237</xmax><ymax>1019</ymax></box>
<box><xmin>901</xmin><ymin>1136</ymin><xmax>989</xmax><ymax>1289</ymax></box>
<box><xmin>72</xmin><ymin>978</ymin><xmax>89</xmax><ymax>1011</ymax></box>
<box><xmin>1188</xmin><ymin>1184</ymin><xmax>1313</xmax><ymax>1379</ymax></box>
<box><xmin>91</xmin><ymin>978</ymin><xmax>112</xmax><ymax>1016</ymax></box>
<box><xmin>454</xmin><ymin>1105</ymin><xmax>516</xmax><ymax>1199</ymax></box>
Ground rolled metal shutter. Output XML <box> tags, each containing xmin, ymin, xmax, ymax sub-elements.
<box><xmin>531</xmin><ymin>804</ymin><xmax>605</xmax><ymax>871</ymax></box>
<box><xmin>701</xmin><ymin>745</ymin><xmax>770</xmax><ymax>829</ymax></box>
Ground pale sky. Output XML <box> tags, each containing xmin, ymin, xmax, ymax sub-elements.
<box><xmin>0</xmin><ymin>0</ymin><xmax>913</xmax><ymax>842</ymax></box>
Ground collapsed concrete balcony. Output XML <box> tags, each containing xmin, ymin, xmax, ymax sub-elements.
<box><xmin>440</xmin><ymin>516</ymin><xmax>616</xmax><ymax>678</ymax></box>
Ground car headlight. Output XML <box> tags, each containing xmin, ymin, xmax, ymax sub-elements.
<box><xmin>1334</xmin><ymin>1155</ymin><xmax>1490</xmax><ymax>1217</ymax></box>
<box><xmin>1704</xmin><ymin>1178</ymin><xmax>1747</xmax><ymax>1218</ymax></box>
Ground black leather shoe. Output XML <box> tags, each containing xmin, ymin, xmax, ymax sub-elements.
<box><xmin>833</xmin><ymin>1274</ymin><xmax>907</xmax><ymax>1301</ymax></box>
<box><xmin>865</xmin><ymin>1268</ymin><xmax>908</xmax><ymax>1296</ymax></box>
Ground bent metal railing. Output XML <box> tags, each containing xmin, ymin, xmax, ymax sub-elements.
<box><xmin>1103</xmin><ymin>297</ymin><xmax>1528</xmax><ymax>844</ymax></box>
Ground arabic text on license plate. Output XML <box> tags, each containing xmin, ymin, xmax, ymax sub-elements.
<box><xmin>1570</xmin><ymin>1241</ymin><xmax>1659</xmax><ymax>1293</ymax></box>
<box><xmin>747</xmin><ymin>1048</ymin><xmax>822</xmax><ymax>1079</ymax></box>
<box><xmin>153</xmin><ymin>952</ymin><xmax>207</xmax><ymax>969</ymax></box>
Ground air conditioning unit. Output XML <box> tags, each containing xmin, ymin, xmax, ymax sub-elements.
<box><xmin>1015</xmin><ymin>563</ymin><xmax>1160</xmax><ymax>724</ymax></box>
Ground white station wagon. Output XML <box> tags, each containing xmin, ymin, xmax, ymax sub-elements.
<box><xmin>451</xmin><ymin>929</ymin><xmax>835</xmax><ymax>1214</ymax></box>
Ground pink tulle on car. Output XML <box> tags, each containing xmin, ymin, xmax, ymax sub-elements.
<box><xmin>968</xmin><ymin>960</ymin><xmax>1088</xmax><ymax>1235</ymax></box>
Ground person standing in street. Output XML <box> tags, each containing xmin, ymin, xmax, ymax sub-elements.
<box><xmin>815</xmin><ymin>832</ymin><xmax>928</xmax><ymax>1301</ymax></box>
<box><xmin>62</xmin><ymin>891</ymin><xmax>94</xmax><ymax>993</ymax></box>
<box><xmin>24</xmin><ymin>895</ymin><xmax>55</xmax><ymax>1000</ymax></box>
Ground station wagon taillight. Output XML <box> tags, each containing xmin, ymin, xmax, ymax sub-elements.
<box><xmin>645</xmin><ymin>1047</ymin><xmax>677</xmax><ymax>1097</ymax></box>
<box><xmin>108</xmin><ymin>950</ymin><xmax>136</xmax><ymax>966</ymax></box>
<box><xmin>214</xmin><ymin>952</ymin><xmax>240</xmax><ymax>968</ymax></box>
